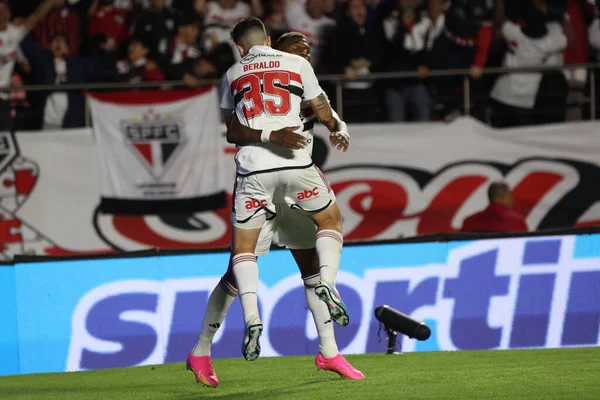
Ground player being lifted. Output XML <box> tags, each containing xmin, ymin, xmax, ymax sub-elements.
<box><xmin>186</xmin><ymin>26</ymin><xmax>364</xmax><ymax>386</ymax></box>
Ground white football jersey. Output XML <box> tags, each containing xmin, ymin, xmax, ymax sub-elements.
<box><xmin>221</xmin><ymin>45</ymin><xmax>324</xmax><ymax>175</ymax></box>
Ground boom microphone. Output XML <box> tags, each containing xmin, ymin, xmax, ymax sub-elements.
<box><xmin>374</xmin><ymin>305</ymin><xmax>431</xmax><ymax>341</ymax></box>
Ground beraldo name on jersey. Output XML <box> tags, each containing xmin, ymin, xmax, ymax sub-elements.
<box><xmin>243</xmin><ymin>61</ymin><xmax>281</xmax><ymax>72</ymax></box>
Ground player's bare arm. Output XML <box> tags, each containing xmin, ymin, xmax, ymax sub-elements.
<box><xmin>308</xmin><ymin>94</ymin><xmax>350</xmax><ymax>152</ymax></box>
<box><xmin>223</xmin><ymin>109</ymin><xmax>307</xmax><ymax>150</ymax></box>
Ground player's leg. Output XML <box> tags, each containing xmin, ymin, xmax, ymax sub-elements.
<box><xmin>277</xmin><ymin>204</ymin><xmax>338</xmax><ymax>357</ymax></box>
<box><xmin>292</xmin><ymin>248</ymin><xmax>340</xmax><ymax>356</ymax></box>
<box><xmin>278</xmin><ymin>207</ymin><xmax>363</xmax><ymax>379</ymax></box>
<box><xmin>191</xmin><ymin>259</ymin><xmax>237</xmax><ymax>359</ymax></box>
<box><xmin>187</xmin><ymin>215</ymin><xmax>278</xmax><ymax>385</ymax></box>
<box><xmin>186</xmin><ymin>255</ymin><xmax>236</xmax><ymax>387</ymax></box>
<box><xmin>290</xmin><ymin>249</ymin><xmax>363</xmax><ymax>379</ymax></box>
<box><xmin>230</xmin><ymin>173</ymin><xmax>276</xmax><ymax>361</ymax></box>
<box><xmin>282</xmin><ymin>166</ymin><xmax>349</xmax><ymax>326</ymax></box>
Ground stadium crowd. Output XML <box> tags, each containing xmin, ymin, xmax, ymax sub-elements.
<box><xmin>1</xmin><ymin>0</ymin><xmax>600</xmax><ymax>129</ymax></box>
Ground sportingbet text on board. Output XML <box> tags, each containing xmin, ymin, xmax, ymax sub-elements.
<box><xmin>1</xmin><ymin>233</ymin><xmax>599</xmax><ymax>375</ymax></box>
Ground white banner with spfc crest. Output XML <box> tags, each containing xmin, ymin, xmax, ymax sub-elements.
<box><xmin>89</xmin><ymin>89</ymin><xmax>227</xmax><ymax>214</ymax></box>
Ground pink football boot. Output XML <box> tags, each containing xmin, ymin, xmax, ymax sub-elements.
<box><xmin>186</xmin><ymin>353</ymin><xmax>219</xmax><ymax>387</ymax></box>
<box><xmin>315</xmin><ymin>352</ymin><xmax>365</xmax><ymax>380</ymax></box>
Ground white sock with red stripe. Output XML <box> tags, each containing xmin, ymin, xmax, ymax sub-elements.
<box><xmin>304</xmin><ymin>274</ymin><xmax>339</xmax><ymax>358</ymax></box>
<box><xmin>232</xmin><ymin>253</ymin><xmax>261</xmax><ymax>326</ymax></box>
<box><xmin>192</xmin><ymin>277</ymin><xmax>238</xmax><ymax>357</ymax></box>
<box><xmin>316</xmin><ymin>230</ymin><xmax>343</xmax><ymax>287</ymax></box>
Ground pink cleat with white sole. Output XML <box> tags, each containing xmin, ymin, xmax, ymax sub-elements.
<box><xmin>186</xmin><ymin>353</ymin><xmax>219</xmax><ymax>387</ymax></box>
<box><xmin>315</xmin><ymin>352</ymin><xmax>365</xmax><ymax>380</ymax></box>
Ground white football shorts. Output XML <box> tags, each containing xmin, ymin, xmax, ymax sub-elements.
<box><xmin>254</xmin><ymin>201</ymin><xmax>324</xmax><ymax>255</ymax></box>
<box><xmin>231</xmin><ymin>165</ymin><xmax>336</xmax><ymax>230</ymax></box>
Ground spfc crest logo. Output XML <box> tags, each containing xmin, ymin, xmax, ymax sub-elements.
<box><xmin>0</xmin><ymin>132</ymin><xmax>18</xmax><ymax>174</ymax></box>
<box><xmin>121</xmin><ymin>110</ymin><xmax>187</xmax><ymax>181</ymax></box>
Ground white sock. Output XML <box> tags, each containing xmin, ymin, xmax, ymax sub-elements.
<box><xmin>192</xmin><ymin>278</ymin><xmax>237</xmax><ymax>357</ymax></box>
<box><xmin>316</xmin><ymin>230</ymin><xmax>343</xmax><ymax>286</ymax></box>
<box><xmin>304</xmin><ymin>274</ymin><xmax>339</xmax><ymax>358</ymax></box>
<box><xmin>232</xmin><ymin>253</ymin><xmax>260</xmax><ymax>325</ymax></box>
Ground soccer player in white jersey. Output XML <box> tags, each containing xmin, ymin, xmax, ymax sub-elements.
<box><xmin>186</xmin><ymin>32</ymin><xmax>364</xmax><ymax>387</ymax></box>
<box><xmin>220</xmin><ymin>18</ymin><xmax>352</xmax><ymax>365</ymax></box>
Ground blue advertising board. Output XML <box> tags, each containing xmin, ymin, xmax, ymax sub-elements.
<box><xmin>1</xmin><ymin>233</ymin><xmax>599</xmax><ymax>376</ymax></box>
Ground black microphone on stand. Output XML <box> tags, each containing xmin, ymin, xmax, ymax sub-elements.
<box><xmin>374</xmin><ymin>305</ymin><xmax>431</xmax><ymax>349</ymax></box>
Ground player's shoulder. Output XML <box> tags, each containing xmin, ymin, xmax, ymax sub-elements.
<box><xmin>254</xmin><ymin>46</ymin><xmax>309</xmax><ymax>66</ymax></box>
<box><xmin>280</xmin><ymin>49</ymin><xmax>310</xmax><ymax>64</ymax></box>
<box><xmin>223</xmin><ymin>62</ymin><xmax>241</xmax><ymax>82</ymax></box>
<box><xmin>273</xmin><ymin>48</ymin><xmax>312</xmax><ymax>68</ymax></box>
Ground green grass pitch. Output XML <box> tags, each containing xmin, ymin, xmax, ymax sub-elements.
<box><xmin>1</xmin><ymin>348</ymin><xmax>599</xmax><ymax>399</ymax></box>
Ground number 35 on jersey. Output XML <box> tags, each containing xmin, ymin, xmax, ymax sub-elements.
<box><xmin>230</xmin><ymin>69</ymin><xmax>304</xmax><ymax>120</ymax></box>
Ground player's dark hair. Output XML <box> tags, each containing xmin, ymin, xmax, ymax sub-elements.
<box><xmin>275</xmin><ymin>32</ymin><xmax>307</xmax><ymax>50</ymax></box>
<box><xmin>230</xmin><ymin>17</ymin><xmax>267</xmax><ymax>46</ymax></box>
<box><xmin>488</xmin><ymin>182</ymin><xmax>510</xmax><ymax>202</ymax></box>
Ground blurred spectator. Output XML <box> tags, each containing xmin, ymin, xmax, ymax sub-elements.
<box><xmin>21</xmin><ymin>34</ymin><xmax>95</xmax><ymax>129</ymax></box>
<box><xmin>563</xmin><ymin>0</ymin><xmax>598</xmax><ymax>87</ymax></box>
<box><xmin>365</xmin><ymin>0</ymin><xmax>382</xmax><ymax>22</ymax></box>
<box><xmin>324</xmin><ymin>0</ymin><xmax>336</xmax><ymax>14</ymax></box>
<box><xmin>490</xmin><ymin>3</ymin><xmax>568</xmax><ymax>127</ymax></box>
<box><xmin>132</xmin><ymin>0</ymin><xmax>177</xmax><ymax>63</ymax></box>
<box><xmin>590</xmin><ymin>11</ymin><xmax>600</xmax><ymax>50</ymax></box>
<box><xmin>430</xmin><ymin>0</ymin><xmax>495</xmax><ymax>119</ymax></box>
<box><xmin>195</xmin><ymin>0</ymin><xmax>261</xmax><ymax>58</ymax></box>
<box><xmin>413</xmin><ymin>0</ymin><xmax>446</xmax><ymax>67</ymax></box>
<box><xmin>170</xmin><ymin>14</ymin><xmax>202</xmax><ymax>64</ymax></box>
<box><xmin>87</xmin><ymin>0</ymin><xmax>130</xmax><ymax>55</ymax></box>
<box><xmin>166</xmin><ymin>14</ymin><xmax>202</xmax><ymax>80</ymax></box>
<box><xmin>377</xmin><ymin>0</ymin><xmax>435</xmax><ymax>121</ymax></box>
<box><xmin>172</xmin><ymin>0</ymin><xmax>199</xmax><ymax>16</ymax></box>
<box><xmin>284</xmin><ymin>0</ymin><xmax>336</xmax><ymax>72</ymax></box>
<box><xmin>589</xmin><ymin>5</ymin><xmax>600</xmax><ymax>118</ymax></box>
<box><xmin>0</xmin><ymin>0</ymin><xmax>57</xmax><ymax>131</ymax></box>
<box><xmin>33</xmin><ymin>0</ymin><xmax>80</xmax><ymax>56</ymax></box>
<box><xmin>116</xmin><ymin>37</ymin><xmax>165</xmax><ymax>82</ymax></box>
<box><xmin>461</xmin><ymin>182</ymin><xmax>528</xmax><ymax>233</ymax></box>
<box><xmin>184</xmin><ymin>42</ymin><xmax>235</xmax><ymax>86</ymax></box>
<box><xmin>9</xmin><ymin>72</ymin><xmax>29</xmax><ymax>130</ymax></box>
<box><xmin>114</xmin><ymin>0</ymin><xmax>136</xmax><ymax>14</ymax></box>
<box><xmin>332</xmin><ymin>0</ymin><xmax>383</xmax><ymax>122</ymax></box>
<box><xmin>264</xmin><ymin>0</ymin><xmax>288</xmax><ymax>41</ymax></box>
<box><xmin>535</xmin><ymin>0</ymin><xmax>569</xmax><ymax>125</ymax></box>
